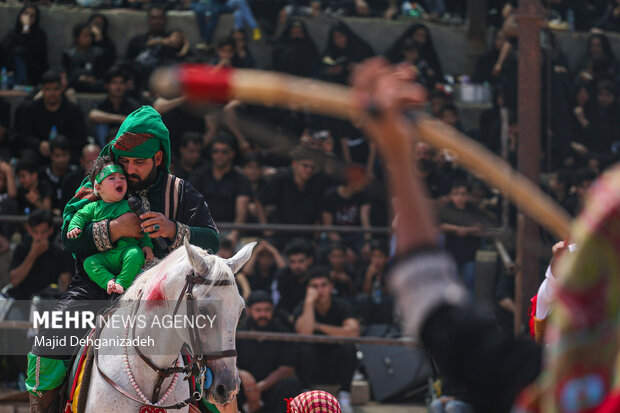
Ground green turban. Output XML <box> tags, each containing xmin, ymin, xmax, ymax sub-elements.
<box><xmin>62</xmin><ymin>106</ymin><xmax>171</xmax><ymax>236</ymax></box>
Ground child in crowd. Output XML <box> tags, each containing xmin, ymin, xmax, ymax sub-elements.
<box><xmin>16</xmin><ymin>159</ymin><xmax>52</xmax><ymax>214</ymax></box>
<box><xmin>67</xmin><ymin>156</ymin><xmax>153</xmax><ymax>294</ymax></box>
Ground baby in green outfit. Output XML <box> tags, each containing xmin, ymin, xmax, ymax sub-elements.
<box><xmin>67</xmin><ymin>156</ymin><xmax>154</xmax><ymax>294</ymax></box>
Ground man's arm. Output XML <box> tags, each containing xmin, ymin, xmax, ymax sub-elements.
<box><xmin>228</xmin><ymin>194</ymin><xmax>250</xmax><ymax>245</ymax></box>
<box><xmin>294</xmin><ymin>289</ymin><xmax>317</xmax><ymax>335</ymax></box>
<box><xmin>9</xmin><ymin>245</ymin><xmax>40</xmax><ymax>287</ymax></box>
<box><xmin>315</xmin><ymin>318</ymin><xmax>360</xmax><ymax>337</ymax></box>
<box><xmin>88</xmin><ymin>109</ymin><xmax>126</xmax><ymax>125</ymax></box>
<box><xmin>257</xmin><ymin>366</ymin><xmax>295</xmax><ymax>393</ymax></box>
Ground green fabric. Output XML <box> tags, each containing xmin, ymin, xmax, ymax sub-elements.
<box><xmin>67</xmin><ymin>199</ymin><xmax>152</xmax><ymax>248</ymax></box>
<box><xmin>84</xmin><ymin>244</ymin><xmax>145</xmax><ymax>289</ymax></box>
<box><xmin>95</xmin><ymin>164</ymin><xmax>124</xmax><ymax>184</ymax></box>
<box><xmin>62</xmin><ymin>105</ymin><xmax>171</xmax><ymax>238</ymax></box>
<box><xmin>201</xmin><ymin>398</ymin><xmax>221</xmax><ymax>412</ymax></box>
<box><xmin>190</xmin><ymin>227</ymin><xmax>220</xmax><ymax>254</ymax></box>
<box><xmin>26</xmin><ymin>353</ymin><xmax>70</xmax><ymax>396</ymax></box>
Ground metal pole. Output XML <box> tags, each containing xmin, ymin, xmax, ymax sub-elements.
<box><xmin>515</xmin><ymin>0</ymin><xmax>542</xmax><ymax>336</ymax></box>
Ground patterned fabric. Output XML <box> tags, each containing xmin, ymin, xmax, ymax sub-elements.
<box><xmin>171</xmin><ymin>222</ymin><xmax>190</xmax><ymax>250</ymax></box>
<box><xmin>287</xmin><ymin>391</ymin><xmax>341</xmax><ymax>413</ymax></box>
<box><xmin>138</xmin><ymin>406</ymin><xmax>166</xmax><ymax>413</ymax></box>
<box><xmin>516</xmin><ymin>164</ymin><xmax>620</xmax><ymax>413</ymax></box>
<box><xmin>92</xmin><ymin>220</ymin><xmax>112</xmax><ymax>252</ymax></box>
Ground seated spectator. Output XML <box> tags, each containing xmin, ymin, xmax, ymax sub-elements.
<box><xmin>385</xmin><ymin>23</ymin><xmax>443</xmax><ymax>81</ymax></box>
<box><xmin>571</xmin><ymin>81</ymin><xmax>591</xmax><ymax>150</ymax></box>
<box><xmin>439</xmin><ymin>181</ymin><xmax>489</xmax><ymax>293</ymax></box>
<box><xmin>16</xmin><ymin>159</ymin><xmax>52</xmax><ymax>215</ymax></box>
<box><xmin>576</xmin><ymin>33</ymin><xmax>616</xmax><ymax>78</ymax></box>
<box><xmin>563</xmin><ymin>168</ymin><xmax>596</xmax><ymax>216</ymax></box>
<box><xmin>0</xmin><ymin>98</ymin><xmax>10</xmax><ymax>161</ymax></box>
<box><xmin>596</xmin><ymin>1</ymin><xmax>620</xmax><ymax>32</ymax></box>
<box><xmin>172</xmin><ymin>132</ymin><xmax>205</xmax><ymax>181</ymax></box>
<box><xmin>321</xmin><ymin>21</ymin><xmax>374</xmax><ymax>86</ymax></box>
<box><xmin>547</xmin><ymin>168</ymin><xmax>572</xmax><ymax>214</ymax></box>
<box><xmin>582</xmin><ymin>80</ymin><xmax>620</xmax><ymax>159</ymax></box>
<box><xmin>415</xmin><ymin>142</ymin><xmax>449</xmax><ymax>199</ymax></box>
<box><xmin>189</xmin><ymin>134</ymin><xmax>252</xmax><ymax>245</ymax></box>
<box><xmin>88</xmin><ymin>13</ymin><xmax>117</xmax><ymax>69</ymax></box>
<box><xmin>429</xmin><ymin>89</ymin><xmax>449</xmax><ymax>118</ymax></box>
<box><xmin>272</xmin><ymin>19</ymin><xmax>320</xmax><ymax>78</ymax></box>
<box><xmin>361</xmin><ymin>239</ymin><xmax>389</xmax><ymax>295</ymax></box>
<box><xmin>273</xmin><ymin>238</ymin><xmax>314</xmax><ymax>325</ymax></box>
<box><xmin>231</xmin><ymin>29</ymin><xmax>256</xmax><ymax>68</ymax></box>
<box><xmin>15</xmin><ymin>70</ymin><xmax>87</xmax><ymax>163</ymax></box>
<box><xmin>321</xmin><ymin>178</ymin><xmax>371</xmax><ymax>254</ymax></box>
<box><xmin>242</xmin><ymin>240</ymin><xmax>286</xmax><ymax>292</ymax></box>
<box><xmin>39</xmin><ymin>136</ymin><xmax>77</xmax><ymax>216</ymax></box>
<box><xmin>0</xmin><ymin>161</ymin><xmax>18</xmax><ymax>245</ymax></box>
<box><xmin>326</xmin><ymin>242</ymin><xmax>356</xmax><ymax>299</ymax></box>
<box><xmin>241</xmin><ymin>153</ymin><xmax>267</xmax><ymax>225</ymax></box>
<box><xmin>210</xmin><ymin>36</ymin><xmax>236</xmax><ymax>67</ymax></box>
<box><xmin>473</xmin><ymin>29</ymin><xmax>506</xmax><ymax>84</ymax></box>
<box><xmin>8</xmin><ymin>209</ymin><xmax>73</xmax><ymax>300</ymax></box>
<box><xmin>62</xmin><ymin>23</ymin><xmax>105</xmax><ymax>93</ymax></box>
<box><xmin>88</xmin><ymin>67</ymin><xmax>140</xmax><ymax>147</ymax></box>
<box><xmin>62</xmin><ymin>143</ymin><xmax>101</xmax><ymax>208</ymax></box>
<box><xmin>439</xmin><ymin>104</ymin><xmax>465</xmax><ymax>133</ymax></box>
<box><xmin>0</xmin><ymin>5</ymin><xmax>48</xmax><ymax>86</ymax></box>
<box><xmin>237</xmin><ymin>291</ymin><xmax>304</xmax><ymax>413</ymax></box>
<box><xmin>125</xmin><ymin>5</ymin><xmax>170</xmax><ymax>89</ymax></box>
<box><xmin>258</xmin><ymin>147</ymin><xmax>325</xmax><ymax>248</ymax></box>
<box><xmin>294</xmin><ymin>267</ymin><xmax>359</xmax><ymax>413</ymax></box>
<box><xmin>397</xmin><ymin>38</ymin><xmax>436</xmax><ymax>88</ymax></box>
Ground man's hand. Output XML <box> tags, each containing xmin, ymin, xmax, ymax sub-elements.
<box><xmin>30</xmin><ymin>238</ymin><xmax>49</xmax><ymax>258</ymax></box>
<box><xmin>109</xmin><ymin>212</ymin><xmax>143</xmax><ymax>242</ymax></box>
<box><xmin>25</xmin><ymin>189</ymin><xmax>41</xmax><ymax>206</ymax></box>
<box><xmin>39</xmin><ymin>141</ymin><xmax>50</xmax><ymax>158</ymax></box>
<box><xmin>67</xmin><ymin>228</ymin><xmax>82</xmax><ymax>239</ymax></box>
<box><xmin>143</xmin><ymin>246</ymin><xmax>154</xmax><ymax>261</ymax></box>
<box><xmin>305</xmin><ymin>286</ymin><xmax>319</xmax><ymax>304</ymax></box>
<box><xmin>139</xmin><ymin>211</ymin><xmax>176</xmax><ymax>240</ymax></box>
<box><xmin>240</xmin><ymin>370</ymin><xmax>261</xmax><ymax>412</ymax></box>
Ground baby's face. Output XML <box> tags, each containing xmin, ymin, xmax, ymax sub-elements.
<box><xmin>97</xmin><ymin>172</ymin><xmax>127</xmax><ymax>203</ymax></box>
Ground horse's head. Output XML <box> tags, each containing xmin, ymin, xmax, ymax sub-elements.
<box><xmin>183</xmin><ymin>239</ymin><xmax>256</xmax><ymax>405</ymax></box>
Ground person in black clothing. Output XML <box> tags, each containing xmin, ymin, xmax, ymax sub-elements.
<box><xmin>8</xmin><ymin>210</ymin><xmax>73</xmax><ymax>301</ymax></box>
<box><xmin>473</xmin><ymin>29</ymin><xmax>506</xmax><ymax>84</ymax></box>
<box><xmin>321</xmin><ymin>21</ymin><xmax>374</xmax><ymax>86</ymax></box>
<box><xmin>39</xmin><ymin>136</ymin><xmax>78</xmax><ymax>216</ymax></box>
<box><xmin>189</xmin><ymin>134</ymin><xmax>252</xmax><ymax>245</ymax></box>
<box><xmin>237</xmin><ymin>291</ymin><xmax>304</xmax><ymax>413</ymax></box>
<box><xmin>16</xmin><ymin>159</ymin><xmax>52</xmax><ymax>215</ymax></box>
<box><xmin>88</xmin><ymin>14</ymin><xmax>117</xmax><ymax>69</ymax></box>
<box><xmin>271</xmin><ymin>19</ymin><xmax>320</xmax><ymax>78</ymax></box>
<box><xmin>258</xmin><ymin>147</ymin><xmax>325</xmax><ymax>248</ymax></box>
<box><xmin>15</xmin><ymin>71</ymin><xmax>87</xmax><ymax>163</ymax></box>
<box><xmin>385</xmin><ymin>23</ymin><xmax>443</xmax><ymax>82</ymax></box>
<box><xmin>325</xmin><ymin>242</ymin><xmax>356</xmax><ymax>299</ymax></box>
<box><xmin>273</xmin><ymin>238</ymin><xmax>314</xmax><ymax>325</ymax></box>
<box><xmin>0</xmin><ymin>98</ymin><xmax>10</xmax><ymax>161</ymax></box>
<box><xmin>88</xmin><ymin>67</ymin><xmax>140</xmax><ymax>147</ymax></box>
<box><xmin>477</xmin><ymin>86</ymin><xmax>505</xmax><ymax>155</ymax></box>
<box><xmin>61</xmin><ymin>143</ymin><xmax>101</xmax><ymax>211</ymax></box>
<box><xmin>582</xmin><ymin>80</ymin><xmax>620</xmax><ymax>161</ymax></box>
<box><xmin>231</xmin><ymin>29</ymin><xmax>256</xmax><ymax>68</ymax></box>
<box><xmin>294</xmin><ymin>267</ymin><xmax>359</xmax><ymax>411</ymax></box>
<box><xmin>239</xmin><ymin>240</ymin><xmax>285</xmax><ymax>293</ymax></box>
<box><xmin>0</xmin><ymin>5</ymin><xmax>48</xmax><ymax>86</ymax></box>
<box><xmin>172</xmin><ymin>132</ymin><xmax>205</xmax><ymax>181</ymax></box>
<box><xmin>61</xmin><ymin>23</ymin><xmax>105</xmax><ymax>93</ymax></box>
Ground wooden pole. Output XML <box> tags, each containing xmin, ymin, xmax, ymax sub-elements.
<box><xmin>515</xmin><ymin>0</ymin><xmax>543</xmax><ymax>336</ymax></box>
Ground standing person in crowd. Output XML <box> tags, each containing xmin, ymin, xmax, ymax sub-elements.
<box><xmin>272</xmin><ymin>19</ymin><xmax>320</xmax><ymax>78</ymax></box>
<box><xmin>88</xmin><ymin>13</ymin><xmax>117</xmax><ymax>69</ymax></box>
<box><xmin>88</xmin><ymin>67</ymin><xmax>140</xmax><ymax>147</ymax></box>
<box><xmin>321</xmin><ymin>21</ymin><xmax>374</xmax><ymax>86</ymax></box>
<box><xmin>16</xmin><ymin>159</ymin><xmax>52</xmax><ymax>215</ymax></box>
<box><xmin>258</xmin><ymin>147</ymin><xmax>325</xmax><ymax>248</ymax></box>
<box><xmin>239</xmin><ymin>240</ymin><xmax>286</xmax><ymax>293</ymax></box>
<box><xmin>237</xmin><ymin>291</ymin><xmax>304</xmax><ymax>413</ymax></box>
<box><xmin>385</xmin><ymin>23</ymin><xmax>443</xmax><ymax>81</ymax></box>
<box><xmin>273</xmin><ymin>238</ymin><xmax>314</xmax><ymax>325</ymax></box>
<box><xmin>62</xmin><ymin>23</ymin><xmax>105</xmax><ymax>93</ymax></box>
<box><xmin>294</xmin><ymin>267</ymin><xmax>359</xmax><ymax>413</ymax></box>
<box><xmin>473</xmin><ymin>29</ymin><xmax>506</xmax><ymax>84</ymax></box>
<box><xmin>0</xmin><ymin>5</ymin><xmax>48</xmax><ymax>86</ymax></box>
<box><xmin>189</xmin><ymin>133</ymin><xmax>252</xmax><ymax>245</ymax></box>
<box><xmin>172</xmin><ymin>132</ymin><xmax>205</xmax><ymax>181</ymax></box>
<box><xmin>15</xmin><ymin>70</ymin><xmax>87</xmax><ymax>163</ymax></box>
<box><xmin>8</xmin><ymin>209</ymin><xmax>73</xmax><ymax>301</ymax></box>
<box><xmin>39</xmin><ymin>136</ymin><xmax>77</xmax><ymax>216</ymax></box>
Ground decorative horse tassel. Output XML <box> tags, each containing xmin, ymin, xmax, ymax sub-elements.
<box><xmin>138</xmin><ymin>406</ymin><xmax>167</xmax><ymax>413</ymax></box>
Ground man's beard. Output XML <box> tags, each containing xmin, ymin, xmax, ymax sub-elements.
<box><xmin>127</xmin><ymin>164</ymin><xmax>158</xmax><ymax>192</ymax></box>
<box><xmin>248</xmin><ymin>317</ymin><xmax>271</xmax><ymax>331</ymax></box>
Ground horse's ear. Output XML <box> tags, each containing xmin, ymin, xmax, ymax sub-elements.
<box><xmin>226</xmin><ymin>242</ymin><xmax>257</xmax><ymax>275</ymax></box>
<box><xmin>184</xmin><ymin>238</ymin><xmax>207</xmax><ymax>272</ymax></box>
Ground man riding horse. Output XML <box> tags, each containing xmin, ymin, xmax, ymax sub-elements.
<box><xmin>27</xmin><ymin>106</ymin><xmax>221</xmax><ymax>412</ymax></box>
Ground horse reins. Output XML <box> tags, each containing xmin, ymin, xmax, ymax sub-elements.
<box><xmin>94</xmin><ymin>270</ymin><xmax>237</xmax><ymax>409</ymax></box>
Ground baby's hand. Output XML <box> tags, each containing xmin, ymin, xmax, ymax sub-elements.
<box><xmin>67</xmin><ymin>228</ymin><xmax>82</xmax><ymax>238</ymax></box>
<box><xmin>106</xmin><ymin>279</ymin><xmax>116</xmax><ymax>294</ymax></box>
<box><xmin>143</xmin><ymin>247</ymin><xmax>154</xmax><ymax>261</ymax></box>
<box><xmin>111</xmin><ymin>283</ymin><xmax>125</xmax><ymax>294</ymax></box>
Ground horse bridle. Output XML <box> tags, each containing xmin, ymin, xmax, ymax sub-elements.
<box><xmin>94</xmin><ymin>269</ymin><xmax>238</xmax><ymax>409</ymax></box>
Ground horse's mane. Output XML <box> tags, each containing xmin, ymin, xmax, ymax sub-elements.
<box><xmin>121</xmin><ymin>245</ymin><xmax>235</xmax><ymax>302</ymax></box>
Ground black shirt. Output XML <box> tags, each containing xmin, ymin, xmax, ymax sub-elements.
<box><xmin>189</xmin><ymin>165</ymin><xmax>252</xmax><ymax>223</ymax></box>
<box><xmin>236</xmin><ymin>318</ymin><xmax>297</xmax><ymax>381</ymax></box>
<box><xmin>293</xmin><ymin>297</ymin><xmax>355</xmax><ymax>332</ymax></box>
<box><xmin>16</xmin><ymin>180</ymin><xmax>53</xmax><ymax>215</ymax></box>
<box><xmin>96</xmin><ymin>96</ymin><xmax>140</xmax><ymax>120</ymax></box>
<box><xmin>322</xmin><ymin>187</ymin><xmax>369</xmax><ymax>227</ymax></box>
<box><xmin>273</xmin><ymin>267</ymin><xmax>307</xmax><ymax>316</ymax></box>
<box><xmin>8</xmin><ymin>238</ymin><xmax>74</xmax><ymax>300</ymax></box>
<box><xmin>39</xmin><ymin>165</ymin><xmax>78</xmax><ymax>212</ymax></box>
<box><xmin>439</xmin><ymin>203</ymin><xmax>486</xmax><ymax>264</ymax></box>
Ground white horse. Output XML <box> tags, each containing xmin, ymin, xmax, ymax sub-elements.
<box><xmin>83</xmin><ymin>239</ymin><xmax>255</xmax><ymax>412</ymax></box>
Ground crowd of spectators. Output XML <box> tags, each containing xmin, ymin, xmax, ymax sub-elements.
<box><xmin>1</xmin><ymin>0</ymin><xmax>620</xmax><ymax>409</ymax></box>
